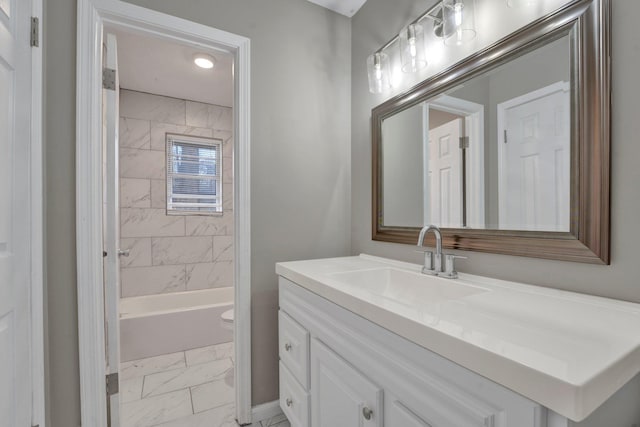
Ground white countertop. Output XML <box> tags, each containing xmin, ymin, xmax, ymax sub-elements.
<box><xmin>276</xmin><ymin>254</ymin><xmax>640</xmax><ymax>422</ymax></box>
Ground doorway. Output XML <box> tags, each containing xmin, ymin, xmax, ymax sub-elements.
<box><xmin>103</xmin><ymin>27</ymin><xmax>237</xmax><ymax>426</ymax></box>
<box><xmin>76</xmin><ymin>1</ymin><xmax>251</xmax><ymax>426</ymax></box>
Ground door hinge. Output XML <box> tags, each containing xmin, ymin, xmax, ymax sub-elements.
<box><xmin>30</xmin><ymin>17</ymin><xmax>39</xmax><ymax>47</ymax></box>
<box><xmin>459</xmin><ymin>136</ymin><xmax>469</xmax><ymax>149</ymax></box>
<box><xmin>106</xmin><ymin>372</ymin><xmax>119</xmax><ymax>396</ymax></box>
<box><xmin>103</xmin><ymin>68</ymin><xmax>116</xmax><ymax>91</ymax></box>
<box><xmin>503</xmin><ymin>129</ymin><xmax>508</xmax><ymax>144</ymax></box>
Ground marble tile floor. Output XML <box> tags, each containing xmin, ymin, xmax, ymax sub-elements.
<box><xmin>119</xmin><ymin>342</ymin><xmax>290</xmax><ymax>427</ymax></box>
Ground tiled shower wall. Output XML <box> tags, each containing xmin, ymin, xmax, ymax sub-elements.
<box><xmin>118</xmin><ymin>89</ymin><xmax>234</xmax><ymax>297</ymax></box>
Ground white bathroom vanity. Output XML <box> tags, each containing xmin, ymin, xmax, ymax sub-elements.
<box><xmin>276</xmin><ymin>255</ymin><xmax>640</xmax><ymax>427</ymax></box>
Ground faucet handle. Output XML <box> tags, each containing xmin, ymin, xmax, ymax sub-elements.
<box><xmin>442</xmin><ymin>254</ymin><xmax>467</xmax><ymax>279</ymax></box>
<box><xmin>415</xmin><ymin>249</ymin><xmax>436</xmax><ymax>275</ymax></box>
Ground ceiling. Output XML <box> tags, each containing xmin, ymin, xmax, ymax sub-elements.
<box><xmin>108</xmin><ymin>29</ymin><xmax>234</xmax><ymax>107</ymax></box>
<box><xmin>306</xmin><ymin>0</ymin><xmax>368</xmax><ymax>17</ymax></box>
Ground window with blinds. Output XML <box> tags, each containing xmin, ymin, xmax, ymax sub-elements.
<box><xmin>166</xmin><ymin>134</ymin><xmax>222</xmax><ymax>214</ymax></box>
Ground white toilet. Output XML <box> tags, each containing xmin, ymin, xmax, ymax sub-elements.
<box><xmin>221</xmin><ymin>308</ymin><xmax>234</xmax><ymax>331</ymax></box>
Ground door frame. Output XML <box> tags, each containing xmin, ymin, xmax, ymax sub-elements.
<box><xmin>75</xmin><ymin>1</ymin><xmax>252</xmax><ymax>425</ymax></box>
<box><xmin>30</xmin><ymin>0</ymin><xmax>46</xmax><ymax>425</ymax></box>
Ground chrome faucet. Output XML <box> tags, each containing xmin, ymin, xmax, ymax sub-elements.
<box><xmin>417</xmin><ymin>225</ymin><xmax>466</xmax><ymax>279</ymax></box>
<box><xmin>417</xmin><ymin>225</ymin><xmax>442</xmax><ymax>275</ymax></box>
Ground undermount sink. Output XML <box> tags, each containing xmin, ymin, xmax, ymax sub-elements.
<box><xmin>329</xmin><ymin>267</ymin><xmax>489</xmax><ymax>306</ymax></box>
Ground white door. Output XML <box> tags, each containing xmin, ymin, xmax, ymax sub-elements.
<box><xmin>103</xmin><ymin>32</ymin><xmax>122</xmax><ymax>427</ymax></box>
<box><xmin>0</xmin><ymin>0</ymin><xmax>36</xmax><ymax>426</ymax></box>
<box><xmin>428</xmin><ymin>118</ymin><xmax>463</xmax><ymax>228</ymax></box>
<box><xmin>498</xmin><ymin>82</ymin><xmax>570</xmax><ymax>231</ymax></box>
<box><xmin>311</xmin><ymin>338</ymin><xmax>383</xmax><ymax>427</ymax></box>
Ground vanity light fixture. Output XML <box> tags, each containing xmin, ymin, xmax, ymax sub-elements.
<box><xmin>367</xmin><ymin>51</ymin><xmax>391</xmax><ymax>94</ymax></box>
<box><xmin>193</xmin><ymin>53</ymin><xmax>215</xmax><ymax>69</ymax></box>
<box><xmin>506</xmin><ymin>0</ymin><xmax>538</xmax><ymax>7</ymax></box>
<box><xmin>366</xmin><ymin>0</ymin><xmax>477</xmax><ymax>93</ymax></box>
<box><xmin>442</xmin><ymin>0</ymin><xmax>477</xmax><ymax>46</ymax></box>
<box><xmin>400</xmin><ymin>23</ymin><xmax>428</xmax><ymax>73</ymax></box>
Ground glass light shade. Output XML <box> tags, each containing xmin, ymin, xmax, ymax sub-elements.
<box><xmin>442</xmin><ymin>0</ymin><xmax>477</xmax><ymax>46</ymax></box>
<box><xmin>506</xmin><ymin>0</ymin><xmax>538</xmax><ymax>7</ymax></box>
<box><xmin>399</xmin><ymin>23</ymin><xmax>427</xmax><ymax>73</ymax></box>
<box><xmin>367</xmin><ymin>52</ymin><xmax>391</xmax><ymax>94</ymax></box>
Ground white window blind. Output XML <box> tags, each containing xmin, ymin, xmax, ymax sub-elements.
<box><xmin>166</xmin><ymin>134</ymin><xmax>222</xmax><ymax>214</ymax></box>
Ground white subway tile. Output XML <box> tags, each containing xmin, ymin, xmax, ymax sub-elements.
<box><xmin>185</xmin><ymin>101</ymin><xmax>209</xmax><ymax>128</ymax></box>
<box><xmin>185</xmin><ymin>214</ymin><xmax>233</xmax><ymax>236</ymax></box>
<box><xmin>150</xmin><ymin>179</ymin><xmax>167</xmax><ymax>209</ymax></box>
<box><xmin>190</xmin><ymin>378</ymin><xmax>234</xmax><ymax>413</ymax></box>
<box><xmin>120</xmin><ymin>178</ymin><xmax>151</xmax><ymax>208</ymax></box>
<box><xmin>185</xmin><ymin>342</ymin><xmax>234</xmax><ymax>366</ymax></box>
<box><xmin>154</xmin><ymin>404</ymin><xmax>237</xmax><ymax>427</ymax></box>
<box><xmin>118</xmin><ymin>238</ymin><xmax>152</xmax><ymax>268</ymax></box>
<box><xmin>120</xmin><ymin>208</ymin><xmax>185</xmax><ymax>238</ymax></box>
<box><xmin>120</xmin><ymin>265</ymin><xmax>186</xmax><ymax>297</ymax></box>
<box><xmin>119</xmin><ymin>148</ymin><xmax>165</xmax><ymax>180</ymax></box>
<box><xmin>207</xmin><ymin>104</ymin><xmax>233</xmax><ymax>131</ymax></box>
<box><xmin>119</xmin><ymin>117</ymin><xmax>151</xmax><ymax>150</ymax></box>
<box><xmin>185</xmin><ymin>261</ymin><xmax>233</xmax><ymax>290</ymax></box>
<box><xmin>150</xmin><ymin>122</ymin><xmax>213</xmax><ymax>151</ymax></box>
<box><xmin>120</xmin><ymin>90</ymin><xmax>186</xmax><ymax>125</ymax></box>
<box><xmin>120</xmin><ymin>351</ymin><xmax>186</xmax><ymax>381</ymax></box>
<box><xmin>120</xmin><ymin>388</ymin><xmax>192</xmax><ymax>427</ymax></box>
<box><xmin>152</xmin><ymin>236</ymin><xmax>213</xmax><ymax>265</ymax></box>
<box><xmin>142</xmin><ymin>358</ymin><xmax>232</xmax><ymax>397</ymax></box>
<box><xmin>213</xmin><ymin>236</ymin><xmax>233</xmax><ymax>261</ymax></box>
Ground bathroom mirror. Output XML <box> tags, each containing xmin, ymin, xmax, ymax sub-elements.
<box><xmin>372</xmin><ymin>0</ymin><xmax>610</xmax><ymax>264</ymax></box>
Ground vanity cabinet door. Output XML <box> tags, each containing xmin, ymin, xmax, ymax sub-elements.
<box><xmin>386</xmin><ymin>399</ymin><xmax>433</xmax><ymax>427</ymax></box>
<box><xmin>311</xmin><ymin>338</ymin><xmax>383</xmax><ymax>427</ymax></box>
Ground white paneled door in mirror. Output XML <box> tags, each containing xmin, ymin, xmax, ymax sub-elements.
<box><xmin>428</xmin><ymin>118</ymin><xmax>463</xmax><ymax>228</ymax></box>
<box><xmin>497</xmin><ymin>81</ymin><xmax>570</xmax><ymax>232</ymax></box>
<box><xmin>0</xmin><ymin>0</ymin><xmax>34</xmax><ymax>425</ymax></box>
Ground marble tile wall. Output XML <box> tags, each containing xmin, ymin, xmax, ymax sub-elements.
<box><xmin>119</xmin><ymin>89</ymin><xmax>234</xmax><ymax>298</ymax></box>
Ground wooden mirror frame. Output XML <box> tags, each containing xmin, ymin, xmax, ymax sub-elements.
<box><xmin>372</xmin><ymin>0</ymin><xmax>610</xmax><ymax>264</ymax></box>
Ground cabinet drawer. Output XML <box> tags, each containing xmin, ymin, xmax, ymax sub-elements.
<box><xmin>280</xmin><ymin>361</ymin><xmax>310</xmax><ymax>427</ymax></box>
<box><xmin>279</xmin><ymin>310</ymin><xmax>310</xmax><ymax>389</ymax></box>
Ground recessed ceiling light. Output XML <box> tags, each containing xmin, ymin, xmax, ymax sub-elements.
<box><xmin>193</xmin><ymin>53</ymin><xmax>215</xmax><ymax>69</ymax></box>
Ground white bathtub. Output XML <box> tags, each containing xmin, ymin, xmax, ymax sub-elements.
<box><xmin>119</xmin><ymin>287</ymin><xmax>233</xmax><ymax>362</ymax></box>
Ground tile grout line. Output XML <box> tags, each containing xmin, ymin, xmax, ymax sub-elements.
<box><xmin>188</xmin><ymin>386</ymin><xmax>195</xmax><ymax>415</ymax></box>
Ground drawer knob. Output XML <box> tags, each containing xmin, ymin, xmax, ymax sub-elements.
<box><xmin>363</xmin><ymin>407</ymin><xmax>373</xmax><ymax>420</ymax></box>
<box><xmin>284</xmin><ymin>342</ymin><xmax>292</xmax><ymax>352</ymax></box>
<box><xmin>286</xmin><ymin>398</ymin><xmax>293</xmax><ymax>407</ymax></box>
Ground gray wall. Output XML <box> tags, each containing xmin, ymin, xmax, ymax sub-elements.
<box><xmin>352</xmin><ymin>0</ymin><xmax>640</xmax><ymax>307</ymax></box>
<box><xmin>44</xmin><ymin>0</ymin><xmax>351</xmax><ymax>425</ymax></box>
<box><xmin>382</xmin><ymin>104</ymin><xmax>424</xmax><ymax>226</ymax></box>
<box><xmin>44</xmin><ymin>0</ymin><xmax>80</xmax><ymax>425</ymax></box>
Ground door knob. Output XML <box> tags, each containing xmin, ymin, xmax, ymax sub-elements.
<box><xmin>284</xmin><ymin>342</ymin><xmax>292</xmax><ymax>352</ymax></box>
<box><xmin>363</xmin><ymin>407</ymin><xmax>373</xmax><ymax>420</ymax></box>
<box><xmin>286</xmin><ymin>398</ymin><xmax>293</xmax><ymax>407</ymax></box>
<box><xmin>117</xmin><ymin>249</ymin><xmax>130</xmax><ymax>257</ymax></box>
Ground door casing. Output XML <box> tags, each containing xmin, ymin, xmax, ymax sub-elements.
<box><xmin>75</xmin><ymin>1</ymin><xmax>252</xmax><ymax>425</ymax></box>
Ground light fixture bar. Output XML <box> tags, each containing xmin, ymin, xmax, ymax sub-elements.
<box><xmin>373</xmin><ymin>1</ymin><xmax>445</xmax><ymax>55</ymax></box>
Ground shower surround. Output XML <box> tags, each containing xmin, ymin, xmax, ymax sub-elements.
<box><xmin>118</xmin><ymin>89</ymin><xmax>234</xmax><ymax>298</ymax></box>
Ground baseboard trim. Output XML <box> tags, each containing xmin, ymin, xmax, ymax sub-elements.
<box><xmin>251</xmin><ymin>400</ymin><xmax>283</xmax><ymax>424</ymax></box>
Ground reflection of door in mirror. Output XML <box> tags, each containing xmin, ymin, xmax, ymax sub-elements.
<box><xmin>426</xmin><ymin>96</ymin><xmax>485</xmax><ymax>229</ymax></box>
<box><xmin>497</xmin><ymin>81</ymin><xmax>570</xmax><ymax>231</ymax></box>
<box><xmin>428</xmin><ymin>117</ymin><xmax>463</xmax><ymax>228</ymax></box>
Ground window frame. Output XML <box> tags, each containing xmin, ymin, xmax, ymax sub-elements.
<box><xmin>165</xmin><ymin>133</ymin><xmax>223</xmax><ymax>215</ymax></box>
